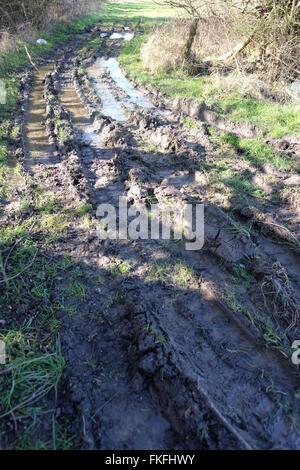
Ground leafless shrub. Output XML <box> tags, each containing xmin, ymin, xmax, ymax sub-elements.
<box><xmin>46</xmin><ymin>0</ymin><xmax>101</xmax><ymax>24</ymax></box>
<box><xmin>155</xmin><ymin>0</ymin><xmax>300</xmax><ymax>82</ymax></box>
<box><xmin>1</xmin><ymin>1</ymin><xmax>100</xmax><ymax>33</ymax></box>
<box><xmin>191</xmin><ymin>16</ymin><xmax>239</xmax><ymax>59</ymax></box>
<box><xmin>0</xmin><ymin>1</ymin><xmax>100</xmax><ymax>31</ymax></box>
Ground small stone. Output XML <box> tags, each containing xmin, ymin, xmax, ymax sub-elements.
<box><xmin>284</xmin><ymin>175</ymin><xmax>300</xmax><ymax>186</ymax></box>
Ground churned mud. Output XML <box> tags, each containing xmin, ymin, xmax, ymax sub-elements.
<box><xmin>6</xmin><ymin>22</ymin><xmax>300</xmax><ymax>450</ymax></box>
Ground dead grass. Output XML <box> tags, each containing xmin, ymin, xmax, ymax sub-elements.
<box><xmin>141</xmin><ymin>16</ymin><xmax>240</xmax><ymax>74</ymax></box>
<box><xmin>0</xmin><ymin>25</ymin><xmax>42</xmax><ymax>56</ymax></box>
<box><xmin>141</xmin><ymin>19</ymin><xmax>189</xmax><ymax>74</ymax></box>
<box><xmin>261</xmin><ymin>262</ymin><xmax>299</xmax><ymax>336</ymax></box>
<box><xmin>192</xmin><ymin>16</ymin><xmax>239</xmax><ymax>60</ymax></box>
<box><xmin>206</xmin><ymin>70</ymin><xmax>288</xmax><ymax>102</ymax></box>
<box><xmin>0</xmin><ymin>31</ymin><xmax>17</xmax><ymax>55</ymax></box>
<box><xmin>141</xmin><ymin>1</ymin><xmax>300</xmax><ymax>85</ymax></box>
<box><xmin>140</xmin><ymin>14</ymin><xmax>249</xmax><ymax>76</ymax></box>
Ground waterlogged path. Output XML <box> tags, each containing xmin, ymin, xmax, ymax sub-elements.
<box><xmin>21</xmin><ymin>23</ymin><xmax>300</xmax><ymax>450</ymax></box>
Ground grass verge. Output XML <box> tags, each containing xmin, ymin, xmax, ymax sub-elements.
<box><xmin>117</xmin><ymin>2</ymin><xmax>300</xmax><ymax>138</ymax></box>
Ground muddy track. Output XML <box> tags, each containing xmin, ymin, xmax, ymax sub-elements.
<box><xmin>20</xmin><ymin>24</ymin><xmax>300</xmax><ymax>449</ymax></box>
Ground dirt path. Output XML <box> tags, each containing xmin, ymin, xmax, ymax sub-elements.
<box><xmin>13</xmin><ymin>22</ymin><xmax>300</xmax><ymax>450</ymax></box>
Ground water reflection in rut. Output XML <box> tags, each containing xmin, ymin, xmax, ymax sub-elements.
<box><xmin>87</xmin><ymin>57</ymin><xmax>153</xmax><ymax>122</ymax></box>
<box><xmin>109</xmin><ymin>31</ymin><xmax>135</xmax><ymax>41</ymax></box>
<box><xmin>88</xmin><ymin>60</ymin><xmax>128</xmax><ymax>122</ymax></box>
<box><xmin>102</xmin><ymin>58</ymin><xmax>153</xmax><ymax>109</ymax></box>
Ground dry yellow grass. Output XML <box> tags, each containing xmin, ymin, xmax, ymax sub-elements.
<box><xmin>192</xmin><ymin>16</ymin><xmax>239</xmax><ymax>59</ymax></box>
<box><xmin>141</xmin><ymin>16</ymin><xmax>241</xmax><ymax>74</ymax></box>
<box><xmin>0</xmin><ymin>31</ymin><xmax>17</xmax><ymax>54</ymax></box>
<box><xmin>206</xmin><ymin>70</ymin><xmax>289</xmax><ymax>102</ymax></box>
<box><xmin>141</xmin><ymin>20</ymin><xmax>190</xmax><ymax>74</ymax></box>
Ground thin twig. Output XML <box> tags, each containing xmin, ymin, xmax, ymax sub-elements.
<box><xmin>0</xmin><ymin>249</ymin><xmax>38</xmax><ymax>285</ymax></box>
<box><xmin>0</xmin><ymin>251</ymin><xmax>9</xmax><ymax>289</ymax></box>
<box><xmin>92</xmin><ymin>392</ymin><xmax>120</xmax><ymax>419</ymax></box>
<box><xmin>0</xmin><ymin>385</ymin><xmax>52</xmax><ymax>420</ymax></box>
<box><xmin>24</xmin><ymin>44</ymin><xmax>39</xmax><ymax>72</ymax></box>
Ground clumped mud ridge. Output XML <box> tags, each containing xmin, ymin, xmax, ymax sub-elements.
<box><xmin>7</xmin><ymin>22</ymin><xmax>300</xmax><ymax>449</ymax></box>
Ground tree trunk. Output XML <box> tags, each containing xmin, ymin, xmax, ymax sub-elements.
<box><xmin>203</xmin><ymin>35</ymin><xmax>254</xmax><ymax>63</ymax></box>
<box><xmin>184</xmin><ymin>18</ymin><xmax>199</xmax><ymax>62</ymax></box>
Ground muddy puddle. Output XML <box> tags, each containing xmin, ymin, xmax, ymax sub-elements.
<box><xmin>87</xmin><ymin>57</ymin><xmax>153</xmax><ymax>122</ymax></box>
<box><xmin>109</xmin><ymin>31</ymin><xmax>135</xmax><ymax>41</ymax></box>
<box><xmin>88</xmin><ymin>60</ymin><xmax>128</xmax><ymax>122</ymax></box>
<box><xmin>103</xmin><ymin>58</ymin><xmax>152</xmax><ymax>109</ymax></box>
<box><xmin>23</xmin><ymin>64</ymin><xmax>56</xmax><ymax>165</ymax></box>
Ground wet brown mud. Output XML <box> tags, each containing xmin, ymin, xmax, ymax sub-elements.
<box><xmin>78</xmin><ymin>114</ymin><xmax>300</xmax><ymax>448</ymax></box>
<box><xmin>23</xmin><ymin>64</ymin><xmax>56</xmax><ymax>168</ymax></box>
<box><xmin>60</xmin><ymin>84</ymin><xmax>90</xmax><ymax>132</ymax></box>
